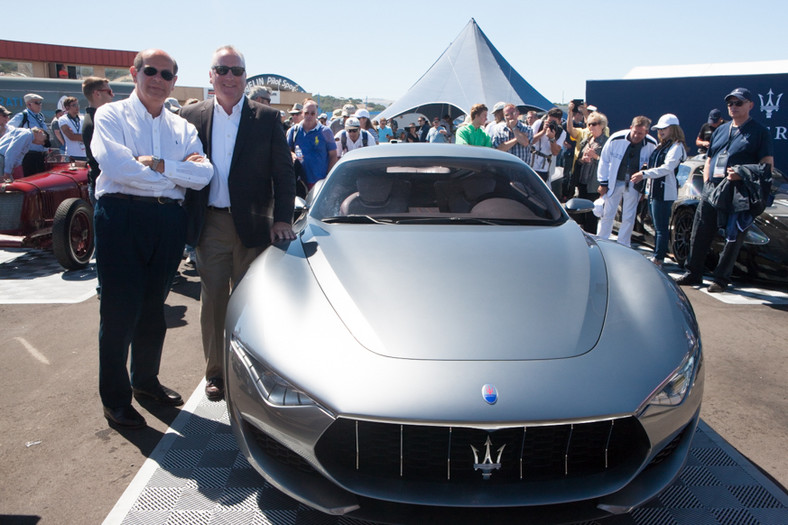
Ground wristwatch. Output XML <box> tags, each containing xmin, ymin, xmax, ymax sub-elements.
<box><xmin>151</xmin><ymin>157</ymin><xmax>161</xmax><ymax>172</ymax></box>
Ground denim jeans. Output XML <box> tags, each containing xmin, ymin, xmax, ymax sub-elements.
<box><xmin>649</xmin><ymin>198</ymin><xmax>674</xmax><ymax>262</ymax></box>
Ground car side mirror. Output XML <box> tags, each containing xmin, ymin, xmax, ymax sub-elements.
<box><xmin>564</xmin><ymin>197</ymin><xmax>594</xmax><ymax>214</ymax></box>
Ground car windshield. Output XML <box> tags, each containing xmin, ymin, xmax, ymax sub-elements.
<box><xmin>311</xmin><ymin>156</ymin><xmax>565</xmax><ymax>225</ymax></box>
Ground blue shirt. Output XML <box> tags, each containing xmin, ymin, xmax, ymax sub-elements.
<box><xmin>8</xmin><ymin>109</ymin><xmax>48</xmax><ymax>152</ymax></box>
<box><xmin>0</xmin><ymin>126</ymin><xmax>35</xmax><ymax>176</ymax></box>
<box><xmin>287</xmin><ymin>123</ymin><xmax>337</xmax><ymax>184</ymax></box>
<box><xmin>708</xmin><ymin>119</ymin><xmax>773</xmax><ymax>179</ymax></box>
<box><xmin>378</xmin><ymin>126</ymin><xmax>393</xmax><ymax>143</ymax></box>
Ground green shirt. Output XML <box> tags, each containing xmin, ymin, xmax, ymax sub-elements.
<box><xmin>455</xmin><ymin>124</ymin><xmax>492</xmax><ymax>147</ymax></box>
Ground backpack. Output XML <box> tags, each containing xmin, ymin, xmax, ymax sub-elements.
<box><xmin>340</xmin><ymin>129</ymin><xmax>368</xmax><ymax>152</ymax></box>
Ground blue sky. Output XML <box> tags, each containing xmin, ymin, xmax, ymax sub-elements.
<box><xmin>6</xmin><ymin>0</ymin><xmax>786</xmax><ymax>105</ymax></box>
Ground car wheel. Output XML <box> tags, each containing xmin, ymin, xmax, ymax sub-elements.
<box><xmin>670</xmin><ymin>205</ymin><xmax>695</xmax><ymax>266</ymax></box>
<box><xmin>53</xmin><ymin>198</ymin><xmax>94</xmax><ymax>270</ymax></box>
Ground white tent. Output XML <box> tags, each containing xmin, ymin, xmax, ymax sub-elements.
<box><xmin>378</xmin><ymin>19</ymin><xmax>553</xmax><ymax>122</ymax></box>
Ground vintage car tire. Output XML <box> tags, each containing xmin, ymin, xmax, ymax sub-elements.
<box><xmin>52</xmin><ymin>198</ymin><xmax>94</xmax><ymax>270</ymax></box>
<box><xmin>670</xmin><ymin>205</ymin><xmax>695</xmax><ymax>266</ymax></box>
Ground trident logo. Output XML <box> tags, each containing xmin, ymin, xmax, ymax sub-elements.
<box><xmin>759</xmin><ymin>89</ymin><xmax>782</xmax><ymax>119</ymax></box>
<box><xmin>471</xmin><ymin>436</ymin><xmax>506</xmax><ymax>480</ymax></box>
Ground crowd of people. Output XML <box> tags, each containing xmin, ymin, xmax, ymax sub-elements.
<box><xmin>0</xmin><ymin>43</ymin><xmax>774</xmax><ymax>429</ymax></box>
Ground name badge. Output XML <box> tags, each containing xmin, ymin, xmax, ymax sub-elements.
<box><xmin>712</xmin><ymin>152</ymin><xmax>729</xmax><ymax>178</ymax></box>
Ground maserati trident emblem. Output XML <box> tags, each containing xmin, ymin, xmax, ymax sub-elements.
<box><xmin>481</xmin><ymin>384</ymin><xmax>498</xmax><ymax>404</ymax></box>
<box><xmin>471</xmin><ymin>436</ymin><xmax>506</xmax><ymax>480</ymax></box>
<box><xmin>759</xmin><ymin>89</ymin><xmax>782</xmax><ymax>119</ymax></box>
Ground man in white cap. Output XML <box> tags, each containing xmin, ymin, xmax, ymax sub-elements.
<box><xmin>335</xmin><ymin>117</ymin><xmax>374</xmax><ymax>158</ymax></box>
<box><xmin>9</xmin><ymin>93</ymin><xmax>49</xmax><ymax>175</ymax></box>
<box><xmin>485</xmin><ymin>101</ymin><xmax>506</xmax><ymax>136</ymax></box>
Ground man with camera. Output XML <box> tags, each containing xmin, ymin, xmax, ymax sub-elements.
<box><xmin>530</xmin><ymin>108</ymin><xmax>566</xmax><ymax>195</ymax></box>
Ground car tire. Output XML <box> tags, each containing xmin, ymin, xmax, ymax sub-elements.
<box><xmin>52</xmin><ymin>198</ymin><xmax>94</xmax><ymax>270</ymax></box>
<box><xmin>670</xmin><ymin>205</ymin><xmax>695</xmax><ymax>266</ymax></box>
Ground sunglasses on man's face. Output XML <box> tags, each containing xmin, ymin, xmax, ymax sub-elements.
<box><xmin>726</xmin><ymin>100</ymin><xmax>745</xmax><ymax>107</ymax></box>
<box><xmin>212</xmin><ymin>65</ymin><xmax>246</xmax><ymax>77</ymax></box>
<box><xmin>142</xmin><ymin>66</ymin><xmax>175</xmax><ymax>81</ymax></box>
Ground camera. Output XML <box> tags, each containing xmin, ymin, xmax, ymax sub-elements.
<box><xmin>547</xmin><ymin>120</ymin><xmax>561</xmax><ymax>134</ymax></box>
<box><xmin>571</xmin><ymin>99</ymin><xmax>584</xmax><ymax>113</ymax></box>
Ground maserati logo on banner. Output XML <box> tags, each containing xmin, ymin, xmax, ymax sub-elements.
<box><xmin>759</xmin><ymin>89</ymin><xmax>782</xmax><ymax>119</ymax></box>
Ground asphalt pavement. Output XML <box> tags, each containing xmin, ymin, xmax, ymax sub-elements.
<box><xmin>0</xmin><ymin>247</ymin><xmax>786</xmax><ymax>525</ymax></box>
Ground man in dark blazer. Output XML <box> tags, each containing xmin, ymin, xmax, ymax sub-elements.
<box><xmin>181</xmin><ymin>45</ymin><xmax>295</xmax><ymax>401</ymax></box>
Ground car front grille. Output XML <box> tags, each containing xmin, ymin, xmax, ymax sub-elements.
<box><xmin>0</xmin><ymin>192</ymin><xmax>24</xmax><ymax>231</ymax></box>
<box><xmin>315</xmin><ymin>417</ymin><xmax>650</xmax><ymax>485</ymax></box>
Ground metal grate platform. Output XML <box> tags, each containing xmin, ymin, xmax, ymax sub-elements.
<box><xmin>104</xmin><ymin>384</ymin><xmax>788</xmax><ymax>525</ymax></box>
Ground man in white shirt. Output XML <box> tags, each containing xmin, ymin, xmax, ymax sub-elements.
<box><xmin>58</xmin><ymin>96</ymin><xmax>87</xmax><ymax>160</ymax></box>
<box><xmin>91</xmin><ymin>48</ymin><xmax>214</xmax><ymax>429</ymax></box>
<box><xmin>335</xmin><ymin>117</ymin><xmax>374</xmax><ymax>158</ymax></box>
<box><xmin>180</xmin><ymin>45</ymin><xmax>295</xmax><ymax>402</ymax></box>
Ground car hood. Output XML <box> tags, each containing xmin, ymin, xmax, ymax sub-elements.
<box><xmin>301</xmin><ymin>221</ymin><xmax>607</xmax><ymax>361</ymax></box>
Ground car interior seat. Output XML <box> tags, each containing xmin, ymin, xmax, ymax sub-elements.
<box><xmin>340</xmin><ymin>174</ymin><xmax>412</xmax><ymax>215</ymax></box>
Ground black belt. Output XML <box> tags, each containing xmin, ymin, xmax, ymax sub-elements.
<box><xmin>208</xmin><ymin>206</ymin><xmax>231</xmax><ymax>213</ymax></box>
<box><xmin>104</xmin><ymin>193</ymin><xmax>182</xmax><ymax>205</ymax></box>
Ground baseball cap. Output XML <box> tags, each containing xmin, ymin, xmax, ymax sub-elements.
<box><xmin>651</xmin><ymin>113</ymin><xmax>680</xmax><ymax>130</ymax></box>
<box><xmin>289</xmin><ymin>103</ymin><xmax>303</xmax><ymax>115</ymax></box>
<box><xmin>345</xmin><ymin>117</ymin><xmax>360</xmax><ymax>130</ymax></box>
<box><xmin>354</xmin><ymin>109</ymin><xmax>370</xmax><ymax>119</ymax></box>
<box><xmin>492</xmin><ymin>101</ymin><xmax>506</xmax><ymax>113</ymax></box>
<box><xmin>0</xmin><ymin>105</ymin><xmax>11</xmax><ymax>117</ymax></box>
<box><xmin>725</xmin><ymin>87</ymin><xmax>752</xmax><ymax>102</ymax></box>
<box><xmin>318</xmin><ymin>113</ymin><xmax>327</xmax><ymax>120</ymax></box>
<box><xmin>708</xmin><ymin>109</ymin><xmax>722</xmax><ymax>123</ymax></box>
<box><xmin>24</xmin><ymin>93</ymin><xmax>44</xmax><ymax>104</ymax></box>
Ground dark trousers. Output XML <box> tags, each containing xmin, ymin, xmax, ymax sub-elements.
<box><xmin>95</xmin><ymin>195</ymin><xmax>186</xmax><ymax>408</ymax></box>
<box><xmin>577</xmin><ymin>183</ymin><xmax>599</xmax><ymax>234</ymax></box>
<box><xmin>686</xmin><ymin>189</ymin><xmax>746</xmax><ymax>285</ymax></box>
<box><xmin>22</xmin><ymin>150</ymin><xmax>45</xmax><ymax>177</ymax></box>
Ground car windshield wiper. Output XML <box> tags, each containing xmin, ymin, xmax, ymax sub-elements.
<box><xmin>321</xmin><ymin>215</ymin><xmax>397</xmax><ymax>224</ymax></box>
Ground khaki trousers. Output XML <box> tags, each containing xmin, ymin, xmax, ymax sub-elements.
<box><xmin>196</xmin><ymin>208</ymin><xmax>263</xmax><ymax>380</ymax></box>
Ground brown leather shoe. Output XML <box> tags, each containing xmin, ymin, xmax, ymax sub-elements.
<box><xmin>103</xmin><ymin>405</ymin><xmax>146</xmax><ymax>429</ymax></box>
<box><xmin>206</xmin><ymin>377</ymin><xmax>225</xmax><ymax>401</ymax></box>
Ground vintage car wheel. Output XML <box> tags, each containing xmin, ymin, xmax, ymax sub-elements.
<box><xmin>670</xmin><ymin>205</ymin><xmax>695</xmax><ymax>266</ymax></box>
<box><xmin>53</xmin><ymin>198</ymin><xmax>94</xmax><ymax>270</ymax></box>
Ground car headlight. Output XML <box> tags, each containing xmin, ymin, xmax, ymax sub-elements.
<box><xmin>230</xmin><ymin>333</ymin><xmax>317</xmax><ymax>407</ymax></box>
<box><xmin>639</xmin><ymin>330</ymin><xmax>701</xmax><ymax>413</ymax></box>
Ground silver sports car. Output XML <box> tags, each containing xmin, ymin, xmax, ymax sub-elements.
<box><xmin>225</xmin><ymin>144</ymin><xmax>703</xmax><ymax>523</ymax></box>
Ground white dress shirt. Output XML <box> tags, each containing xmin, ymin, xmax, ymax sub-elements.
<box><xmin>92</xmin><ymin>90</ymin><xmax>214</xmax><ymax>200</ymax></box>
<box><xmin>207</xmin><ymin>97</ymin><xmax>244</xmax><ymax>208</ymax></box>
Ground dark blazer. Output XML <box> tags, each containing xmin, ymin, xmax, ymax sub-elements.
<box><xmin>181</xmin><ymin>98</ymin><xmax>295</xmax><ymax>248</ymax></box>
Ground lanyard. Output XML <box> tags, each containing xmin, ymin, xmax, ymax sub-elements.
<box><xmin>68</xmin><ymin>114</ymin><xmax>81</xmax><ymax>134</ymax></box>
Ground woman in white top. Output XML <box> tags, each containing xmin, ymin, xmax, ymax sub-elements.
<box><xmin>631</xmin><ymin>114</ymin><xmax>687</xmax><ymax>267</ymax></box>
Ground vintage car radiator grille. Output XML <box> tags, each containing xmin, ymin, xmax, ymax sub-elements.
<box><xmin>40</xmin><ymin>191</ymin><xmax>57</xmax><ymax>219</ymax></box>
<box><xmin>0</xmin><ymin>192</ymin><xmax>24</xmax><ymax>231</ymax></box>
<box><xmin>314</xmin><ymin>417</ymin><xmax>650</xmax><ymax>484</ymax></box>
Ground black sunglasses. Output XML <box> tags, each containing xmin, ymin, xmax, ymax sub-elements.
<box><xmin>726</xmin><ymin>100</ymin><xmax>745</xmax><ymax>107</ymax></box>
<box><xmin>213</xmin><ymin>65</ymin><xmax>246</xmax><ymax>77</ymax></box>
<box><xmin>142</xmin><ymin>66</ymin><xmax>175</xmax><ymax>81</ymax></box>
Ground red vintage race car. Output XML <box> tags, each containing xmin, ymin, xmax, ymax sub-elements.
<box><xmin>0</xmin><ymin>152</ymin><xmax>94</xmax><ymax>270</ymax></box>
